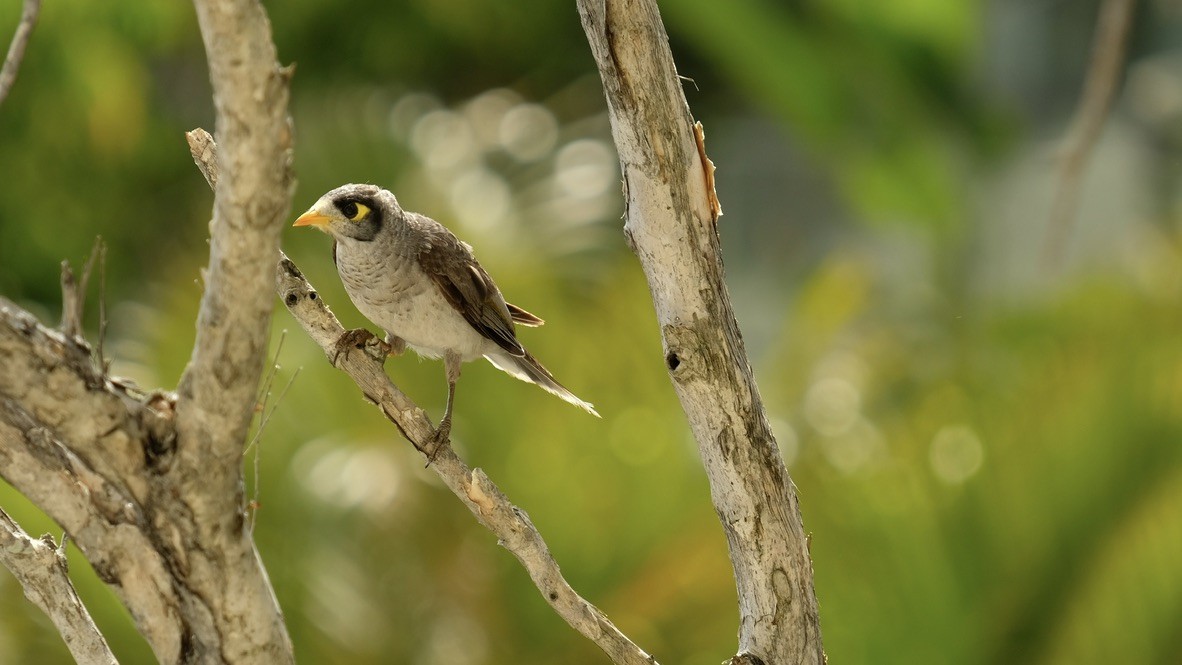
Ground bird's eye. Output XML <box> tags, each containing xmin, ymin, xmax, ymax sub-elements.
<box><xmin>337</xmin><ymin>201</ymin><xmax>370</xmax><ymax>221</ymax></box>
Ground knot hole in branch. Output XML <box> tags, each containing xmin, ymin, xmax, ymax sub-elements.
<box><xmin>662</xmin><ymin>323</ymin><xmax>706</xmax><ymax>380</ymax></box>
<box><xmin>666</xmin><ymin>352</ymin><xmax>680</xmax><ymax>371</ymax></box>
<box><xmin>284</xmin><ymin>290</ymin><xmax>319</xmax><ymax>307</ymax></box>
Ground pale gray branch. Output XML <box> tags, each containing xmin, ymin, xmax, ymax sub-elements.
<box><xmin>578</xmin><ymin>0</ymin><xmax>824</xmax><ymax>662</ymax></box>
<box><xmin>0</xmin><ymin>0</ymin><xmax>40</xmax><ymax>107</ymax></box>
<box><xmin>0</xmin><ymin>509</ymin><xmax>118</xmax><ymax>665</ymax></box>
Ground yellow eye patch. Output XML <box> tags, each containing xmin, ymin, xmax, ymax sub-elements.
<box><xmin>348</xmin><ymin>202</ymin><xmax>370</xmax><ymax>221</ymax></box>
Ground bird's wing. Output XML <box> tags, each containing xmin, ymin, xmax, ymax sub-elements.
<box><xmin>418</xmin><ymin>231</ymin><xmax>525</xmax><ymax>357</ymax></box>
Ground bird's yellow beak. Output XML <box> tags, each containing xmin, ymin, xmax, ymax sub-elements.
<box><xmin>293</xmin><ymin>208</ymin><xmax>332</xmax><ymax>227</ymax></box>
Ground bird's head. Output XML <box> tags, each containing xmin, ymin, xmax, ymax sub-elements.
<box><xmin>292</xmin><ymin>184</ymin><xmax>401</xmax><ymax>242</ymax></box>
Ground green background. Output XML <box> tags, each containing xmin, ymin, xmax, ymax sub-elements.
<box><xmin>2</xmin><ymin>0</ymin><xmax>1182</xmax><ymax>663</ymax></box>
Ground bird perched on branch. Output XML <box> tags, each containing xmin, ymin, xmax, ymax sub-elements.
<box><xmin>293</xmin><ymin>183</ymin><xmax>599</xmax><ymax>449</ymax></box>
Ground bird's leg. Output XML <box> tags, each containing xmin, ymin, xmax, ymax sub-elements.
<box><xmin>426</xmin><ymin>351</ymin><xmax>461</xmax><ymax>462</ymax></box>
<box><xmin>332</xmin><ymin>328</ymin><xmax>397</xmax><ymax>365</ymax></box>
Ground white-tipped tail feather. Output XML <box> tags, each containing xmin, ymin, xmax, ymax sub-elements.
<box><xmin>485</xmin><ymin>349</ymin><xmax>599</xmax><ymax>417</ymax></box>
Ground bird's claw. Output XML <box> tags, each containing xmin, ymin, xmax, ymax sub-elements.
<box><xmin>332</xmin><ymin>328</ymin><xmax>393</xmax><ymax>365</ymax></box>
<box><xmin>423</xmin><ymin>421</ymin><xmax>452</xmax><ymax>467</ymax></box>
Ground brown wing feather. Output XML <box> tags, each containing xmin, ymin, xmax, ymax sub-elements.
<box><xmin>418</xmin><ymin>229</ymin><xmax>524</xmax><ymax>357</ymax></box>
<box><xmin>507</xmin><ymin>303</ymin><xmax>544</xmax><ymax>327</ymax></box>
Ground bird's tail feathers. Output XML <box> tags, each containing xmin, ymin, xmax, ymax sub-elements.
<box><xmin>485</xmin><ymin>350</ymin><xmax>599</xmax><ymax>417</ymax></box>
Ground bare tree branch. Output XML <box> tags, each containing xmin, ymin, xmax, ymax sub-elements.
<box><xmin>0</xmin><ymin>0</ymin><xmax>40</xmax><ymax>107</ymax></box>
<box><xmin>1044</xmin><ymin>0</ymin><xmax>1138</xmax><ymax>263</ymax></box>
<box><xmin>0</xmin><ymin>301</ymin><xmax>188</xmax><ymax>660</ymax></box>
<box><xmin>0</xmin><ymin>509</ymin><xmax>118</xmax><ymax>665</ymax></box>
<box><xmin>577</xmin><ymin>0</ymin><xmax>824</xmax><ymax>662</ymax></box>
<box><xmin>187</xmin><ymin>127</ymin><xmax>657</xmax><ymax>665</ymax></box>
<box><xmin>177</xmin><ymin>0</ymin><xmax>294</xmax><ymax>486</ymax></box>
<box><xmin>276</xmin><ymin>259</ymin><xmax>658</xmax><ymax>665</ymax></box>
<box><xmin>2</xmin><ymin>289</ymin><xmax>294</xmax><ymax>663</ymax></box>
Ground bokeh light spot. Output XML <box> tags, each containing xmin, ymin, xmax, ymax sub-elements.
<box><xmin>294</xmin><ymin>440</ymin><xmax>402</xmax><ymax>514</ymax></box>
<box><xmin>463</xmin><ymin>88</ymin><xmax>523</xmax><ymax>149</ymax></box>
<box><xmin>449</xmin><ymin>168</ymin><xmax>510</xmax><ymax>231</ymax></box>
<box><xmin>388</xmin><ymin>92</ymin><xmax>441</xmax><ymax>140</ymax></box>
<box><xmin>499</xmin><ymin>103</ymin><xmax>558</xmax><ymax>162</ymax></box>
<box><xmin>555</xmin><ymin>139</ymin><xmax>616</xmax><ymax>199</ymax></box>
<box><xmin>411</xmin><ymin>109</ymin><xmax>476</xmax><ymax>172</ymax></box>
<box><xmin>929</xmin><ymin>424</ymin><xmax>984</xmax><ymax>484</ymax></box>
<box><xmin>804</xmin><ymin>377</ymin><xmax>861</xmax><ymax>437</ymax></box>
<box><xmin>821</xmin><ymin>418</ymin><xmax>884</xmax><ymax>474</ymax></box>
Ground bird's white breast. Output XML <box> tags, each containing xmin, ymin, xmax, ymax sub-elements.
<box><xmin>335</xmin><ymin>241</ymin><xmax>490</xmax><ymax>361</ymax></box>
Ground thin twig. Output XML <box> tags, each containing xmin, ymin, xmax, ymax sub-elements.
<box><xmin>60</xmin><ymin>262</ymin><xmax>81</xmax><ymax>338</ymax></box>
<box><xmin>244</xmin><ymin>330</ymin><xmax>284</xmax><ymax>531</ymax></box>
<box><xmin>0</xmin><ymin>0</ymin><xmax>41</xmax><ymax>107</ymax></box>
<box><xmin>1044</xmin><ymin>0</ymin><xmax>1138</xmax><ymax>264</ymax></box>
<box><xmin>249</xmin><ymin>329</ymin><xmax>287</xmax><ymax>449</ymax></box>
<box><xmin>246</xmin><ymin>368</ymin><xmax>300</xmax><ymax>533</ymax></box>
<box><xmin>59</xmin><ymin>241</ymin><xmax>101</xmax><ymax>340</ymax></box>
<box><xmin>248</xmin><ymin>366</ymin><xmax>295</xmax><ymax>533</ymax></box>
<box><xmin>78</xmin><ymin>238</ymin><xmax>102</xmax><ymax>309</ymax></box>
<box><xmin>96</xmin><ymin>240</ymin><xmax>108</xmax><ymax>373</ymax></box>
<box><xmin>245</xmin><ymin>365</ymin><xmax>297</xmax><ymax>457</ymax></box>
<box><xmin>243</xmin><ymin>332</ymin><xmax>299</xmax><ymax>534</ymax></box>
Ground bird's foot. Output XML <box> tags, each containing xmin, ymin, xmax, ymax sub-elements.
<box><xmin>332</xmin><ymin>328</ymin><xmax>393</xmax><ymax>365</ymax></box>
<box><xmin>423</xmin><ymin>420</ymin><xmax>452</xmax><ymax>467</ymax></box>
<box><xmin>384</xmin><ymin>333</ymin><xmax>407</xmax><ymax>357</ymax></box>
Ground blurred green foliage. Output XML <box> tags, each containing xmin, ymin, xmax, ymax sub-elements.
<box><xmin>3</xmin><ymin>0</ymin><xmax>1182</xmax><ymax>663</ymax></box>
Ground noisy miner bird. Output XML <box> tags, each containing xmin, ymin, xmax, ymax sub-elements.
<box><xmin>293</xmin><ymin>184</ymin><xmax>599</xmax><ymax>447</ymax></box>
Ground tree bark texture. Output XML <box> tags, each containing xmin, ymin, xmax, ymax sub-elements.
<box><xmin>577</xmin><ymin>1</ymin><xmax>825</xmax><ymax>662</ymax></box>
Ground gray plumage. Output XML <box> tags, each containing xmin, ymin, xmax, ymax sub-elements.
<box><xmin>294</xmin><ymin>184</ymin><xmax>598</xmax><ymax>441</ymax></box>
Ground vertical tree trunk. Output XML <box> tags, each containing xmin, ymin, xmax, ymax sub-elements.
<box><xmin>577</xmin><ymin>1</ymin><xmax>825</xmax><ymax>662</ymax></box>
